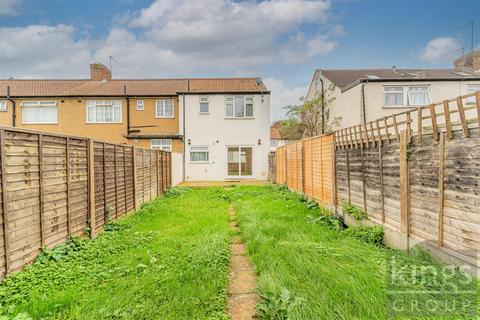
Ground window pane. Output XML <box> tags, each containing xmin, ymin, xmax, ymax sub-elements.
<box><xmin>226</xmin><ymin>103</ymin><xmax>234</xmax><ymax>117</ymax></box>
<box><xmin>0</xmin><ymin>101</ymin><xmax>6</xmax><ymax>111</ymax></box>
<box><xmin>385</xmin><ymin>93</ymin><xmax>403</xmax><ymax>106</ymax></box>
<box><xmin>246</xmin><ymin>103</ymin><xmax>253</xmax><ymax>117</ymax></box>
<box><xmin>87</xmin><ymin>106</ymin><xmax>95</xmax><ymax>122</ymax></box>
<box><xmin>165</xmin><ymin>99</ymin><xmax>173</xmax><ymax>117</ymax></box>
<box><xmin>240</xmin><ymin>147</ymin><xmax>252</xmax><ymax>176</ymax></box>
<box><xmin>190</xmin><ymin>151</ymin><xmax>209</xmax><ymax>161</ymax></box>
<box><xmin>105</xmin><ymin>106</ymin><xmax>113</xmax><ymax>122</ymax></box>
<box><xmin>156</xmin><ymin>101</ymin><xmax>164</xmax><ymax>117</ymax></box>
<box><xmin>114</xmin><ymin>106</ymin><xmax>121</xmax><ymax>122</ymax></box>
<box><xmin>235</xmin><ymin>97</ymin><xmax>244</xmax><ymax>117</ymax></box>
<box><xmin>23</xmin><ymin>106</ymin><xmax>57</xmax><ymax>123</ymax></box>
<box><xmin>228</xmin><ymin>147</ymin><xmax>240</xmax><ymax>175</ymax></box>
<box><xmin>96</xmin><ymin>106</ymin><xmax>105</xmax><ymax>122</ymax></box>
<box><xmin>200</xmin><ymin>102</ymin><xmax>209</xmax><ymax>113</ymax></box>
<box><xmin>408</xmin><ymin>93</ymin><xmax>429</xmax><ymax>105</ymax></box>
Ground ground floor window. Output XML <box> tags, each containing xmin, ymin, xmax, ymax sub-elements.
<box><xmin>151</xmin><ymin>139</ymin><xmax>172</xmax><ymax>151</ymax></box>
<box><xmin>228</xmin><ymin>146</ymin><xmax>252</xmax><ymax>176</ymax></box>
<box><xmin>190</xmin><ymin>146</ymin><xmax>209</xmax><ymax>162</ymax></box>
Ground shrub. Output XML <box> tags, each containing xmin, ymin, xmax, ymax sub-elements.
<box><xmin>343</xmin><ymin>225</ymin><xmax>384</xmax><ymax>246</ymax></box>
<box><xmin>308</xmin><ymin>214</ymin><xmax>345</xmax><ymax>231</ymax></box>
<box><xmin>342</xmin><ymin>203</ymin><xmax>367</xmax><ymax>221</ymax></box>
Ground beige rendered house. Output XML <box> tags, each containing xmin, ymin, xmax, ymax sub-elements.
<box><xmin>306</xmin><ymin>52</ymin><xmax>480</xmax><ymax>130</ymax></box>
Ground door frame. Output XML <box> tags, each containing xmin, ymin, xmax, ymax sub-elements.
<box><xmin>226</xmin><ymin>145</ymin><xmax>254</xmax><ymax>179</ymax></box>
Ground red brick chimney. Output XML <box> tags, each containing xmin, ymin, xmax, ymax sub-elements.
<box><xmin>454</xmin><ymin>51</ymin><xmax>480</xmax><ymax>72</ymax></box>
<box><xmin>90</xmin><ymin>63</ymin><xmax>112</xmax><ymax>81</ymax></box>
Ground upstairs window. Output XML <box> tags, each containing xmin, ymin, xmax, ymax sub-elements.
<box><xmin>0</xmin><ymin>100</ymin><xmax>6</xmax><ymax>111</ymax></box>
<box><xmin>156</xmin><ymin>99</ymin><xmax>174</xmax><ymax>118</ymax></box>
<box><xmin>21</xmin><ymin>101</ymin><xmax>58</xmax><ymax>124</ymax></box>
<box><xmin>151</xmin><ymin>139</ymin><xmax>172</xmax><ymax>151</ymax></box>
<box><xmin>136</xmin><ymin>100</ymin><xmax>144</xmax><ymax>111</ymax></box>
<box><xmin>87</xmin><ymin>100</ymin><xmax>122</xmax><ymax>123</ymax></box>
<box><xmin>225</xmin><ymin>96</ymin><xmax>254</xmax><ymax>118</ymax></box>
<box><xmin>199</xmin><ymin>97</ymin><xmax>209</xmax><ymax>114</ymax></box>
<box><xmin>190</xmin><ymin>146</ymin><xmax>209</xmax><ymax>162</ymax></box>
<box><xmin>467</xmin><ymin>84</ymin><xmax>480</xmax><ymax>104</ymax></box>
<box><xmin>384</xmin><ymin>86</ymin><xmax>431</xmax><ymax>107</ymax></box>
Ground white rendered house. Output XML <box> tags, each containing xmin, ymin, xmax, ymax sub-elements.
<box><xmin>180</xmin><ymin>79</ymin><xmax>270</xmax><ymax>181</ymax></box>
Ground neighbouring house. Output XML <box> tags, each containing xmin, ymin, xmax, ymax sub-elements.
<box><xmin>270</xmin><ymin>121</ymin><xmax>291</xmax><ymax>151</ymax></box>
<box><xmin>305</xmin><ymin>52</ymin><xmax>480</xmax><ymax>130</ymax></box>
<box><xmin>0</xmin><ymin>63</ymin><xmax>270</xmax><ymax>183</ymax></box>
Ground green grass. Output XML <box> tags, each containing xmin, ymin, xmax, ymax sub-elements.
<box><xmin>1</xmin><ymin>185</ymin><xmax>478</xmax><ymax>320</ymax></box>
<box><xmin>0</xmin><ymin>187</ymin><xmax>231</xmax><ymax>320</ymax></box>
<box><xmin>232</xmin><ymin>185</ymin><xmax>479</xmax><ymax>320</ymax></box>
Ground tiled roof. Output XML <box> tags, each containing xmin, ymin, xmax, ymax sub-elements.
<box><xmin>320</xmin><ymin>68</ymin><xmax>480</xmax><ymax>90</ymax></box>
<box><xmin>270</xmin><ymin>126</ymin><xmax>282</xmax><ymax>139</ymax></box>
<box><xmin>0</xmin><ymin>78</ymin><xmax>268</xmax><ymax>97</ymax></box>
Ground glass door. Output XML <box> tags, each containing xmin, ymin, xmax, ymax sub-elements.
<box><xmin>227</xmin><ymin>147</ymin><xmax>252</xmax><ymax>177</ymax></box>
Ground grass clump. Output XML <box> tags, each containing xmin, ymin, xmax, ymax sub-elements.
<box><xmin>342</xmin><ymin>202</ymin><xmax>367</xmax><ymax>221</ymax></box>
<box><xmin>343</xmin><ymin>225</ymin><xmax>384</xmax><ymax>246</ymax></box>
<box><xmin>0</xmin><ymin>188</ymin><xmax>230</xmax><ymax>320</ymax></box>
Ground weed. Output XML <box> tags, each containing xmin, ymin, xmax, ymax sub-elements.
<box><xmin>343</xmin><ymin>225</ymin><xmax>384</xmax><ymax>246</ymax></box>
<box><xmin>308</xmin><ymin>214</ymin><xmax>345</xmax><ymax>231</ymax></box>
<box><xmin>342</xmin><ymin>202</ymin><xmax>367</xmax><ymax>221</ymax></box>
<box><xmin>257</xmin><ymin>288</ymin><xmax>304</xmax><ymax>320</ymax></box>
<box><xmin>164</xmin><ymin>186</ymin><xmax>192</xmax><ymax>197</ymax></box>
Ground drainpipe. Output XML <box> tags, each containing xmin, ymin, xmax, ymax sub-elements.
<box><xmin>7</xmin><ymin>86</ymin><xmax>16</xmax><ymax>127</ymax></box>
<box><xmin>124</xmin><ymin>85</ymin><xmax>130</xmax><ymax>135</ymax></box>
<box><xmin>361</xmin><ymin>81</ymin><xmax>367</xmax><ymax>124</ymax></box>
<box><xmin>319</xmin><ymin>78</ymin><xmax>325</xmax><ymax>134</ymax></box>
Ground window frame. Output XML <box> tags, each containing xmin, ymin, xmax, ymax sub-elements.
<box><xmin>136</xmin><ymin>100</ymin><xmax>144</xmax><ymax>111</ymax></box>
<box><xmin>86</xmin><ymin>100</ymin><xmax>122</xmax><ymax>124</ymax></box>
<box><xmin>224</xmin><ymin>96</ymin><xmax>254</xmax><ymax>119</ymax></box>
<box><xmin>383</xmin><ymin>85</ymin><xmax>431</xmax><ymax>108</ymax></box>
<box><xmin>199</xmin><ymin>96</ymin><xmax>209</xmax><ymax>114</ymax></box>
<box><xmin>150</xmin><ymin>139</ymin><xmax>172</xmax><ymax>151</ymax></box>
<box><xmin>0</xmin><ymin>100</ymin><xmax>7</xmax><ymax>112</ymax></box>
<box><xmin>189</xmin><ymin>146</ymin><xmax>210</xmax><ymax>163</ymax></box>
<box><xmin>155</xmin><ymin>99</ymin><xmax>175</xmax><ymax>118</ymax></box>
<box><xmin>21</xmin><ymin>100</ymin><xmax>58</xmax><ymax>124</ymax></box>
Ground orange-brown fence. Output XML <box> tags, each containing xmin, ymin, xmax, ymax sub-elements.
<box><xmin>275</xmin><ymin>92</ymin><xmax>480</xmax><ymax>266</ymax></box>
<box><xmin>275</xmin><ymin>134</ymin><xmax>335</xmax><ymax>206</ymax></box>
<box><xmin>0</xmin><ymin>127</ymin><xmax>171</xmax><ymax>279</ymax></box>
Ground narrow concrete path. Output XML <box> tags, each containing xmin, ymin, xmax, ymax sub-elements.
<box><xmin>227</xmin><ymin>206</ymin><xmax>258</xmax><ymax>320</ymax></box>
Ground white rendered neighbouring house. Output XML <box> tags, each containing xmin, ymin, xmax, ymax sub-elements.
<box><xmin>180</xmin><ymin>79</ymin><xmax>270</xmax><ymax>181</ymax></box>
<box><xmin>305</xmin><ymin>52</ymin><xmax>480</xmax><ymax>130</ymax></box>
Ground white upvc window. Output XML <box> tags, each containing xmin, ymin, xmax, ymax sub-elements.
<box><xmin>190</xmin><ymin>146</ymin><xmax>209</xmax><ymax>162</ymax></box>
<box><xmin>466</xmin><ymin>84</ymin><xmax>480</xmax><ymax>104</ymax></box>
<box><xmin>151</xmin><ymin>139</ymin><xmax>172</xmax><ymax>151</ymax></box>
<box><xmin>225</xmin><ymin>96</ymin><xmax>254</xmax><ymax>118</ymax></box>
<box><xmin>199</xmin><ymin>97</ymin><xmax>209</xmax><ymax>114</ymax></box>
<box><xmin>21</xmin><ymin>100</ymin><xmax>58</xmax><ymax>124</ymax></box>
<box><xmin>136</xmin><ymin>100</ymin><xmax>144</xmax><ymax>111</ymax></box>
<box><xmin>271</xmin><ymin>139</ymin><xmax>278</xmax><ymax>148</ymax></box>
<box><xmin>384</xmin><ymin>86</ymin><xmax>431</xmax><ymax>107</ymax></box>
<box><xmin>86</xmin><ymin>100</ymin><xmax>122</xmax><ymax>123</ymax></box>
<box><xmin>0</xmin><ymin>100</ymin><xmax>6</xmax><ymax>111</ymax></box>
<box><xmin>156</xmin><ymin>99</ymin><xmax>174</xmax><ymax>118</ymax></box>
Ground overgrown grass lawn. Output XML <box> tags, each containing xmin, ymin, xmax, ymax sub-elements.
<box><xmin>232</xmin><ymin>185</ymin><xmax>479</xmax><ymax>320</ymax></box>
<box><xmin>0</xmin><ymin>188</ymin><xmax>231</xmax><ymax>320</ymax></box>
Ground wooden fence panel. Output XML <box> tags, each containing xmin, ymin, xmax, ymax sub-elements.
<box><xmin>0</xmin><ymin>127</ymin><xmax>172</xmax><ymax>279</ymax></box>
<box><xmin>381</xmin><ymin>140</ymin><xmax>401</xmax><ymax>231</ymax></box>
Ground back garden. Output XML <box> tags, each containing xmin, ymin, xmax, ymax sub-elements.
<box><xmin>0</xmin><ymin>185</ymin><xmax>478</xmax><ymax>320</ymax></box>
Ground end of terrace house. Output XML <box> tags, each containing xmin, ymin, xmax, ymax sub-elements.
<box><xmin>0</xmin><ymin>63</ymin><xmax>271</xmax><ymax>184</ymax></box>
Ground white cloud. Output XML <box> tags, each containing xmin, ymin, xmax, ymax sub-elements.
<box><xmin>0</xmin><ymin>0</ymin><xmax>24</xmax><ymax>16</ymax></box>
<box><xmin>0</xmin><ymin>0</ymin><xmax>338</xmax><ymax>79</ymax></box>
<box><xmin>0</xmin><ymin>24</ymin><xmax>93</xmax><ymax>78</ymax></box>
<box><xmin>420</xmin><ymin>37</ymin><xmax>462</xmax><ymax>64</ymax></box>
<box><xmin>264</xmin><ymin>78</ymin><xmax>308</xmax><ymax>121</ymax></box>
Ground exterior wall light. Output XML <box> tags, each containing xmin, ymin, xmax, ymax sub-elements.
<box><xmin>188</xmin><ymin>139</ymin><xmax>191</xmax><ymax>145</ymax></box>
<box><xmin>257</xmin><ymin>139</ymin><xmax>261</xmax><ymax>145</ymax></box>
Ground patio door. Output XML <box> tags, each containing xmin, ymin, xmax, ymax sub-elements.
<box><xmin>227</xmin><ymin>147</ymin><xmax>252</xmax><ymax>177</ymax></box>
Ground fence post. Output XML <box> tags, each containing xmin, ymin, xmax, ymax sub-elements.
<box><xmin>87</xmin><ymin>139</ymin><xmax>96</xmax><ymax>238</ymax></box>
<box><xmin>438</xmin><ymin>132</ymin><xmax>445</xmax><ymax>247</ymax></box>
<box><xmin>123</xmin><ymin>146</ymin><xmax>128</xmax><ymax>213</ymax></box>
<box><xmin>113</xmin><ymin>146</ymin><xmax>118</xmax><ymax>218</ymax></box>
<box><xmin>168</xmin><ymin>152</ymin><xmax>172</xmax><ymax>187</ymax></box>
<box><xmin>132</xmin><ymin>147</ymin><xmax>138</xmax><ymax>211</ymax></box>
<box><xmin>38</xmin><ymin>134</ymin><xmax>45</xmax><ymax>247</ymax></box>
<box><xmin>156</xmin><ymin>150</ymin><xmax>160</xmax><ymax>197</ymax></box>
<box><xmin>332</xmin><ymin>136</ymin><xmax>337</xmax><ymax>212</ymax></box>
<box><xmin>0</xmin><ymin>129</ymin><xmax>10</xmax><ymax>274</ymax></box>
<box><xmin>301</xmin><ymin>140</ymin><xmax>305</xmax><ymax>193</ymax></box>
<box><xmin>399</xmin><ymin>131</ymin><xmax>410</xmax><ymax>250</ymax></box>
<box><xmin>66</xmin><ymin>137</ymin><xmax>72</xmax><ymax>236</ymax></box>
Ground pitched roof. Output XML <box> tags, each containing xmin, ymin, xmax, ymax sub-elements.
<box><xmin>0</xmin><ymin>78</ymin><xmax>268</xmax><ymax>97</ymax></box>
<box><xmin>319</xmin><ymin>68</ymin><xmax>480</xmax><ymax>91</ymax></box>
<box><xmin>270</xmin><ymin>126</ymin><xmax>282</xmax><ymax>139</ymax></box>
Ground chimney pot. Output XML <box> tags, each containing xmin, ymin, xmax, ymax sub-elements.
<box><xmin>90</xmin><ymin>63</ymin><xmax>112</xmax><ymax>81</ymax></box>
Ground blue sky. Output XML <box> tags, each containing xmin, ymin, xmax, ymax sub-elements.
<box><xmin>0</xmin><ymin>0</ymin><xmax>479</xmax><ymax>119</ymax></box>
